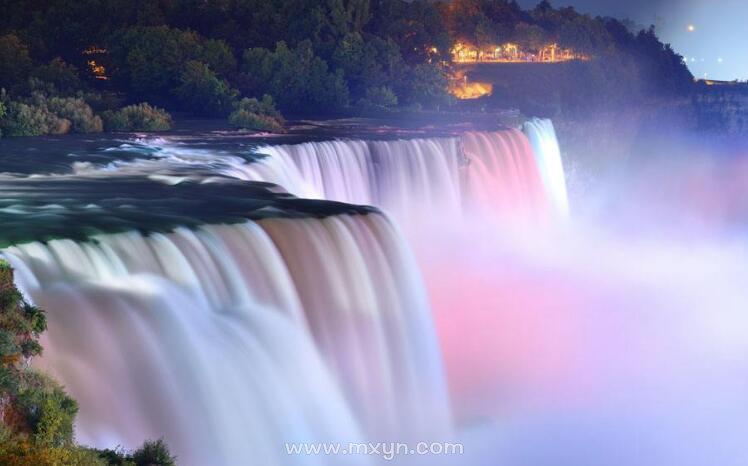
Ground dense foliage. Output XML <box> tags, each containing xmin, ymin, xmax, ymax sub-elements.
<box><xmin>0</xmin><ymin>0</ymin><xmax>694</xmax><ymax>129</ymax></box>
<box><xmin>0</xmin><ymin>261</ymin><xmax>176</xmax><ymax>465</ymax></box>
<box><xmin>102</xmin><ymin>103</ymin><xmax>173</xmax><ymax>132</ymax></box>
<box><xmin>229</xmin><ymin>95</ymin><xmax>286</xmax><ymax>133</ymax></box>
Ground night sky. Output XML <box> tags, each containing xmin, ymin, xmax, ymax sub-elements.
<box><xmin>517</xmin><ymin>0</ymin><xmax>747</xmax><ymax>81</ymax></box>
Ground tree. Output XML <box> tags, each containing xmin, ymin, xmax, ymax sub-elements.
<box><xmin>0</xmin><ymin>261</ymin><xmax>176</xmax><ymax>464</ymax></box>
<box><xmin>512</xmin><ymin>22</ymin><xmax>546</xmax><ymax>51</ymax></box>
<box><xmin>357</xmin><ymin>85</ymin><xmax>398</xmax><ymax>112</ymax></box>
<box><xmin>131</xmin><ymin>439</ymin><xmax>177</xmax><ymax>466</ymax></box>
<box><xmin>399</xmin><ymin>63</ymin><xmax>453</xmax><ymax>109</ymax></box>
<box><xmin>31</xmin><ymin>59</ymin><xmax>84</xmax><ymax>95</ymax></box>
<box><xmin>240</xmin><ymin>41</ymin><xmax>350</xmax><ymax>114</ymax></box>
<box><xmin>173</xmin><ymin>61</ymin><xmax>238</xmax><ymax>117</ymax></box>
<box><xmin>0</xmin><ymin>34</ymin><xmax>32</xmax><ymax>91</ymax></box>
<box><xmin>368</xmin><ymin>0</ymin><xmax>451</xmax><ymax>64</ymax></box>
<box><xmin>331</xmin><ymin>32</ymin><xmax>405</xmax><ymax>99</ymax></box>
<box><xmin>109</xmin><ymin>26</ymin><xmax>236</xmax><ymax>105</ymax></box>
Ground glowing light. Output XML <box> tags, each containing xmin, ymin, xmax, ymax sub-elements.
<box><xmin>450</xmin><ymin>79</ymin><xmax>493</xmax><ymax>100</ymax></box>
<box><xmin>450</xmin><ymin>42</ymin><xmax>589</xmax><ymax>64</ymax></box>
<box><xmin>687</xmin><ymin>24</ymin><xmax>696</xmax><ymax>32</ymax></box>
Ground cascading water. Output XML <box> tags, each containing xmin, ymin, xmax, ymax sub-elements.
<box><xmin>243</xmin><ymin>123</ymin><xmax>566</xmax><ymax>225</ymax></box>
<box><xmin>4</xmin><ymin>214</ymin><xmax>450</xmax><ymax>465</ymax></box>
<box><xmin>523</xmin><ymin>118</ymin><xmax>570</xmax><ymax>216</ymax></box>
<box><xmin>0</xmin><ymin>119</ymin><xmax>568</xmax><ymax>465</ymax></box>
<box><xmin>59</xmin><ymin>121</ymin><xmax>567</xmax><ymax>225</ymax></box>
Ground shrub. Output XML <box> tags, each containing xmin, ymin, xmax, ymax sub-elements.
<box><xmin>15</xmin><ymin>372</ymin><xmax>78</xmax><ymax>448</ymax></box>
<box><xmin>102</xmin><ymin>103</ymin><xmax>172</xmax><ymax>132</ymax></box>
<box><xmin>173</xmin><ymin>61</ymin><xmax>238</xmax><ymax>117</ymax></box>
<box><xmin>228</xmin><ymin>95</ymin><xmax>285</xmax><ymax>132</ymax></box>
<box><xmin>45</xmin><ymin>97</ymin><xmax>103</xmax><ymax>133</ymax></box>
<box><xmin>0</xmin><ymin>101</ymin><xmax>70</xmax><ymax>137</ymax></box>
<box><xmin>229</xmin><ymin>111</ymin><xmax>284</xmax><ymax>133</ymax></box>
<box><xmin>357</xmin><ymin>86</ymin><xmax>398</xmax><ymax>112</ymax></box>
<box><xmin>399</xmin><ymin>63</ymin><xmax>453</xmax><ymax>110</ymax></box>
<box><xmin>131</xmin><ymin>439</ymin><xmax>177</xmax><ymax>466</ymax></box>
<box><xmin>0</xmin><ymin>437</ymin><xmax>108</xmax><ymax>466</ymax></box>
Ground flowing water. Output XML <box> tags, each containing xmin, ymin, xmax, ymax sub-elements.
<box><xmin>1</xmin><ymin>119</ymin><xmax>747</xmax><ymax>465</ymax></box>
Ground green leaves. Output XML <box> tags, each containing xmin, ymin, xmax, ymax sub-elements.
<box><xmin>102</xmin><ymin>103</ymin><xmax>172</xmax><ymax>132</ymax></box>
<box><xmin>229</xmin><ymin>95</ymin><xmax>286</xmax><ymax>133</ymax></box>
<box><xmin>239</xmin><ymin>41</ymin><xmax>350</xmax><ymax>114</ymax></box>
<box><xmin>173</xmin><ymin>61</ymin><xmax>239</xmax><ymax>117</ymax></box>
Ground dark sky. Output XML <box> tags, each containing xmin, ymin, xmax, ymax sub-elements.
<box><xmin>517</xmin><ymin>0</ymin><xmax>748</xmax><ymax>80</ymax></box>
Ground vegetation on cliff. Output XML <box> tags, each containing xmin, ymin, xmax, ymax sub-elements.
<box><xmin>0</xmin><ymin>260</ymin><xmax>176</xmax><ymax>465</ymax></box>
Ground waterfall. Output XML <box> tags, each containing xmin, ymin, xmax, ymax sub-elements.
<box><xmin>522</xmin><ymin>118</ymin><xmax>570</xmax><ymax>216</ymax></box>
<box><xmin>220</xmin><ymin>121</ymin><xmax>566</xmax><ymax>226</ymax></box>
<box><xmin>64</xmin><ymin>120</ymin><xmax>566</xmax><ymax>226</ymax></box>
<box><xmin>0</xmin><ymin>119</ymin><xmax>568</xmax><ymax>464</ymax></box>
<box><xmin>3</xmin><ymin>214</ymin><xmax>450</xmax><ymax>465</ymax></box>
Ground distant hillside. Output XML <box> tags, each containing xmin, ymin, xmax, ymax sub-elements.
<box><xmin>0</xmin><ymin>0</ymin><xmax>695</xmax><ymax>131</ymax></box>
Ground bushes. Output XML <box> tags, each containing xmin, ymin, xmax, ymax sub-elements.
<box><xmin>357</xmin><ymin>86</ymin><xmax>398</xmax><ymax>112</ymax></box>
<box><xmin>45</xmin><ymin>97</ymin><xmax>103</xmax><ymax>133</ymax></box>
<box><xmin>173</xmin><ymin>61</ymin><xmax>238</xmax><ymax>117</ymax></box>
<box><xmin>15</xmin><ymin>372</ymin><xmax>78</xmax><ymax>448</ymax></box>
<box><xmin>0</xmin><ymin>93</ymin><xmax>170</xmax><ymax>136</ymax></box>
<box><xmin>0</xmin><ymin>101</ymin><xmax>70</xmax><ymax>137</ymax></box>
<box><xmin>131</xmin><ymin>439</ymin><xmax>177</xmax><ymax>466</ymax></box>
<box><xmin>228</xmin><ymin>95</ymin><xmax>285</xmax><ymax>132</ymax></box>
<box><xmin>0</xmin><ymin>436</ymin><xmax>108</xmax><ymax>466</ymax></box>
<box><xmin>103</xmin><ymin>103</ymin><xmax>172</xmax><ymax>132</ymax></box>
<box><xmin>0</xmin><ymin>95</ymin><xmax>102</xmax><ymax>136</ymax></box>
<box><xmin>32</xmin><ymin>59</ymin><xmax>84</xmax><ymax>95</ymax></box>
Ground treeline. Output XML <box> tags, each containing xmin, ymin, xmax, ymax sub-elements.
<box><xmin>0</xmin><ymin>261</ymin><xmax>176</xmax><ymax>465</ymax></box>
<box><xmin>443</xmin><ymin>0</ymin><xmax>693</xmax><ymax>114</ymax></box>
<box><xmin>0</xmin><ymin>0</ymin><xmax>694</xmax><ymax>136</ymax></box>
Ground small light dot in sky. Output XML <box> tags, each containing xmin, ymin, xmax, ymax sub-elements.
<box><xmin>717</xmin><ymin>58</ymin><xmax>724</xmax><ymax>63</ymax></box>
<box><xmin>687</xmin><ymin>24</ymin><xmax>696</xmax><ymax>32</ymax></box>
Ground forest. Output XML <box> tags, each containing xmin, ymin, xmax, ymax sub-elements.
<box><xmin>0</xmin><ymin>0</ymin><xmax>693</xmax><ymax>135</ymax></box>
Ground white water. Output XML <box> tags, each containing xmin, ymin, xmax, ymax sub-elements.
<box><xmin>523</xmin><ymin>118</ymin><xmax>569</xmax><ymax>216</ymax></box>
<box><xmin>2</xmin><ymin>120</ymin><xmax>569</xmax><ymax>464</ymax></box>
<box><xmin>4</xmin><ymin>216</ymin><xmax>450</xmax><ymax>465</ymax></box>
<box><xmin>83</xmin><ymin>121</ymin><xmax>567</xmax><ymax>227</ymax></box>
<box><xmin>246</xmin><ymin>124</ymin><xmax>566</xmax><ymax>225</ymax></box>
